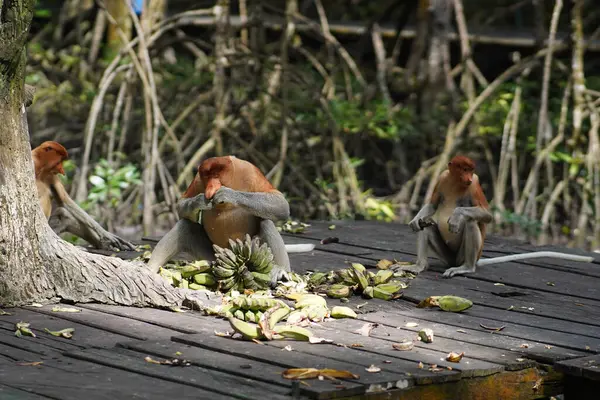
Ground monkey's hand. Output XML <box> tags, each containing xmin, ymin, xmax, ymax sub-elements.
<box><xmin>212</xmin><ymin>186</ymin><xmax>240</xmax><ymax>206</ymax></box>
<box><xmin>269</xmin><ymin>265</ymin><xmax>291</xmax><ymax>288</ymax></box>
<box><xmin>177</xmin><ymin>195</ymin><xmax>213</xmax><ymax>222</ymax></box>
<box><xmin>447</xmin><ymin>210</ymin><xmax>465</xmax><ymax>234</ymax></box>
<box><xmin>101</xmin><ymin>232</ymin><xmax>136</xmax><ymax>251</ymax></box>
<box><xmin>408</xmin><ymin>216</ymin><xmax>424</xmax><ymax>232</ymax></box>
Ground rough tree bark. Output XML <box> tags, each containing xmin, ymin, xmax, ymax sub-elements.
<box><xmin>0</xmin><ymin>0</ymin><xmax>204</xmax><ymax>309</ymax></box>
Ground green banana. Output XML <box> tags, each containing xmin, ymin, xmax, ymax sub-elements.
<box><xmin>327</xmin><ymin>284</ymin><xmax>352</xmax><ymax>299</ymax></box>
<box><xmin>268</xmin><ymin>307</ymin><xmax>291</xmax><ymax>329</ymax></box>
<box><xmin>295</xmin><ymin>294</ymin><xmax>328</xmax><ymax>309</ymax></box>
<box><xmin>272</xmin><ymin>325</ymin><xmax>313</xmax><ymax>341</ymax></box>
<box><xmin>373</xmin><ymin>270</ymin><xmax>394</xmax><ymax>285</ymax></box>
<box><xmin>351</xmin><ymin>264</ymin><xmax>369</xmax><ymax>291</ymax></box>
<box><xmin>228</xmin><ymin>317</ymin><xmax>263</xmax><ymax>340</ymax></box>
<box><xmin>193</xmin><ymin>273</ymin><xmax>217</xmax><ymax>286</ymax></box>
<box><xmin>330</xmin><ymin>306</ymin><xmax>358</xmax><ymax>319</ymax></box>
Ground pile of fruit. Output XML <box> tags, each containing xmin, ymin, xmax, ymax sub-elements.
<box><xmin>207</xmin><ymin>293</ymin><xmax>358</xmax><ymax>341</ymax></box>
<box><xmin>309</xmin><ymin>262</ymin><xmax>407</xmax><ymax>300</ymax></box>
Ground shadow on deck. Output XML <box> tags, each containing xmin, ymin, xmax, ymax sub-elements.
<box><xmin>1</xmin><ymin>220</ymin><xmax>599</xmax><ymax>399</ymax></box>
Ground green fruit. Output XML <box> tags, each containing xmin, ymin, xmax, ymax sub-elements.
<box><xmin>327</xmin><ymin>284</ymin><xmax>352</xmax><ymax>299</ymax></box>
<box><xmin>351</xmin><ymin>264</ymin><xmax>369</xmax><ymax>291</ymax></box>
<box><xmin>373</xmin><ymin>270</ymin><xmax>394</xmax><ymax>285</ymax></box>
<box><xmin>331</xmin><ymin>306</ymin><xmax>357</xmax><ymax>319</ymax></box>
<box><xmin>438</xmin><ymin>295</ymin><xmax>473</xmax><ymax>312</ymax></box>
<box><xmin>193</xmin><ymin>273</ymin><xmax>217</xmax><ymax>286</ymax></box>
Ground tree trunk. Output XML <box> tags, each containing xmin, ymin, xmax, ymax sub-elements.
<box><xmin>0</xmin><ymin>0</ymin><xmax>202</xmax><ymax>309</ymax></box>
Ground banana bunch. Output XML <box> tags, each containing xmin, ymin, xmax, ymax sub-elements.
<box><xmin>318</xmin><ymin>263</ymin><xmax>406</xmax><ymax>301</ymax></box>
<box><xmin>212</xmin><ymin>235</ymin><xmax>276</xmax><ymax>293</ymax></box>
<box><xmin>227</xmin><ymin>303</ymin><xmax>313</xmax><ymax>341</ymax></box>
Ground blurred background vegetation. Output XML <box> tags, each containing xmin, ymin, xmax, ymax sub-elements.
<box><xmin>26</xmin><ymin>0</ymin><xmax>600</xmax><ymax>251</ymax></box>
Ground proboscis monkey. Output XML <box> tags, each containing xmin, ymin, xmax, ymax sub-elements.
<box><xmin>32</xmin><ymin>141</ymin><xmax>135</xmax><ymax>251</ymax></box>
<box><xmin>146</xmin><ymin>155</ymin><xmax>312</xmax><ymax>286</ymax></box>
<box><xmin>396</xmin><ymin>155</ymin><xmax>493</xmax><ymax>278</ymax></box>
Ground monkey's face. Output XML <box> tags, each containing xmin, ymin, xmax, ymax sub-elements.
<box><xmin>34</xmin><ymin>141</ymin><xmax>68</xmax><ymax>177</ymax></box>
<box><xmin>448</xmin><ymin>158</ymin><xmax>475</xmax><ymax>189</ymax></box>
<box><xmin>198</xmin><ymin>156</ymin><xmax>234</xmax><ymax>199</ymax></box>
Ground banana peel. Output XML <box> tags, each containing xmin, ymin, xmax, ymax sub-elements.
<box><xmin>295</xmin><ymin>294</ymin><xmax>327</xmax><ymax>309</ymax></box>
<box><xmin>327</xmin><ymin>284</ymin><xmax>352</xmax><ymax>299</ymax></box>
<box><xmin>330</xmin><ymin>306</ymin><xmax>357</xmax><ymax>319</ymax></box>
<box><xmin>228</xmin><ymin>317</ymin><xmax>264</xmax><ymax>340</ymax></box>
<box><xmin>273</xmin><ymin>325</ymin><xmax>313</xmax><ymax>341</ymax></box>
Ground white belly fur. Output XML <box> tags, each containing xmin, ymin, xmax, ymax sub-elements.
<box><xmin>435</xmin><ymin>206</ymin><xmax>460</xmax><ymax>252</ymax></box>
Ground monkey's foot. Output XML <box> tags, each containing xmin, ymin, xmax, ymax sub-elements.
<box><xmin>390</xmin><ymin>261</ymin><xmax>427</xmax><ymax>275</ymax></box>
<box><xmin>269</xmin><ymin>265</ymin><xmax>291</xmax><ymax>288</ymax></box>
<box><xmin>442</xmin><ymin>264</ymin><xmax>476</xmax><ymax>278</ymax></box>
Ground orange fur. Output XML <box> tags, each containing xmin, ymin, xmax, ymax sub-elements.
<box><xmin>182</xmin><ymin>156</ymin><xmax>279</xmax><ymax>248</ymax></box>
<box><xmin>433</xmin><ymin>155</ymin><xmax>488</xmax><ymax>260</ymax></box>
<box><xmin>31</xmin><ymin>141</ymin><xmax>69</xmax><ymax>218</ymax></box>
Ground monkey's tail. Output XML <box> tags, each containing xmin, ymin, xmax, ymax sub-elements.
<box><xmin>477</xmin><ymin>251</ymin><xmax>594</xmax><ymax>267</ymax></box>
<box><xmin>285</xmin><ymin>244</ymin><xmax>316</xmax><ymax>253</ymax></box>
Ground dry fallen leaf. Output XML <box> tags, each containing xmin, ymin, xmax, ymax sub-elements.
<box><xmin>282</xmin><ymin>368</ymin><xmax>360</xmax><ymax>380</ymax></box>
<box><xmin>350</xmin><ymin>343</ymin><xmax>363</xmax><ymax>348</ymax></box>
<box><xmin>479</xmin><ymin>323</ymin><xmax>506</xmax><ymax>332</ymax></box>
<box><xmin>283</xmin><ymin>345</ymin><xmax>293</xmax><ymax>351</ymax></box>
<box><xmin>546</xmin><ymin>282</ymin><xmax>555</xmax><ymax>287</ymax></box>
<box><xmin>366</xmin><ymin>365</ymin><xmax>381</xmax><ymax>373</ymax></box>
<box><xmin>456</xmin><ymin>329</ymin><xmax>468</xmax><ymax>334</ymax></box>
<box><xmin>417</xmin><ymin>296</ymin><xmax>440</xmax><ymax>308</ymax></box>
<box><xmin>405</xmin><ymin>322</ymin><xmax>419</xmax><ymax>328</ymax></box>
<box><xmin>214</xmin><ymin>330</ymin><xmax>231</xmax><ymax>337</ymax></box>
<box><xmin>533</xmin><ymin>378</ymin><xmax>543</xmax><ymax>391</ymax></box>
<box><xmin>545</xmin><ymin>345</ymin><xmax>553</xmax><ymax>349</ymax></box>
<box><xmin>520</xmin><ymin>344</ymin><xmax>529</xmax><ymax>348</ymax></box>
<box><xmin>44</xmin><ymin>328</ymin><xmax>74</xmax><ymax>339</ymax></box>
<box><xmin>376</xmin><ymin>259</ymin><xmax>394</xmax><ymax>270</ymax></box>
<box><xmin>507</xmin><ymin>305</ymin><xmax>514</xmax><ymax>311</ymax></box>
<box><xmin>446</xmin><ymin>352</ymin><xmax>465</xmax><ymax>363</ymax></box>
<box><xmin>354</xmin><ymin>323</ymin><xmax>378</xmax><ymax>337</ymax></box>
<box><xmin>17</xmin><ymin>361</ymin><xmax>43</xmax><ymax>366</ymax></box>
<box><xmin>417</xmin><ymin>362</ymin><xmax>424</xmax><ymax>369</ymax></box>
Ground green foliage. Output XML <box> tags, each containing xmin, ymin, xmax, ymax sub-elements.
<box><xmin>363</xmin><ymin>195</ymin><xmax>395</xmax><ymax>222</ymax></box>
<box><xmin>83</xmin><ymin>159</ymin><xmax>142</xmax><ymax>210</ymax></box>
<box><xmin>492</xmin><ymin>206</ymin><xmax>542</xmax><ymax>237</ymax></box>
<box><xmin>322</xmin><ymin>99</ymin><xmax>416</xmax><ymax>140</ymax></box>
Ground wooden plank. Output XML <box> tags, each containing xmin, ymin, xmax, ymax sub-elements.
<box><xmin>321</xmin><ymin>318</ymin><xmax>535</xmax><ymax>371</ymax></box>
<box><xmin>0</xmin><ymin>384</ymin><xmax>54</xmax><ymax>400</ymax></box>
<box><xmin>66</xmin><ymin>347</ymin><xmax>294</xmax><ymax>400</ymax></box>
<box><xmin>293</xmin><ymin>322</ymin><xmax>505</xmax><ymax>378</ymax></box>
<box><xmin>170</xmin><ymin>333</ymin><xmax>432</xmax><ymax>392</ymax></box>
<box><xmin>555</xmin><ymin>354</ymin><xmax>600</xmax><ymax>381</ymax></box>
<box><xmin>361</xmin><ymin>309</ymin><xmax>588</xmax><ymax>363</ymax></box>
<box><xmin>400</xmin><ymin>272</ymin><xmax>600</xmax><ymax>335</ymax></box>
<box><xmin>23</xmin><ymin>305</ymin><xmax>184</xmax><ymax>341</ymax></box>
<box><xmin>121</xmin><ymin>339</ymin><xmax>365</xmax><ymax>399</ymax></box>
<box><xmin>0</xmin><ymin>307</ymin><xmax>131</xmax><ymax>350</ymax></box>
<box><xmin>172</xmin><ymin>331</ymin><xmax>460</xmax><ymax>384</ymax></box>
<box><xmin>0</xmin><ymin>356</ymin><xmax>232</xmax><ymax>400</ymax></box>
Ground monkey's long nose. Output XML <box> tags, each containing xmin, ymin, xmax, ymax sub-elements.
<box><xmin>205</xmin><ymin>179</ymin><xmax>222</xmax><ymax>199</ymax></box>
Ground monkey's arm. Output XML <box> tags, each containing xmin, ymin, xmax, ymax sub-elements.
<box><xmin>211</xmin><ymin>186</ymin><xmax>290</xmax><ymax>221</ymax></box>
<box><xmin>453</xmin><ymin>206</ymin><xmax>492</xmax><ymax>223</ymax></box>
<box><xmin>408</xmin><ymin>204</ymin><xmax>437</xmax><ymax>232</ymax></box>
<box><xmin>177</xmin><ymin>194</ymin><xmax>213</xmax><ymax>222</ymax></box>
<box><xmin>49</xmin><ymin>179</ymin><xmax>135</xmax><ymax>251</ymax></box>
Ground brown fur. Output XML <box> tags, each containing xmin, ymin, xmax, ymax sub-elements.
<box><xmin>182</xmin><ymin>156</ymin><xmax>279</xmax><ymax>248</ymax></box>
<box><xmin>32</xmin><ymin>141</ymin><xmax>69</xmax><ymax>218</ymax></box>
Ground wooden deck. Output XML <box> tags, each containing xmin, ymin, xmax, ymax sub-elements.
<box><xmin>1</xmin><ymin>220</ymin><xmax>600</xmax><ymax>399</ymax></box>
